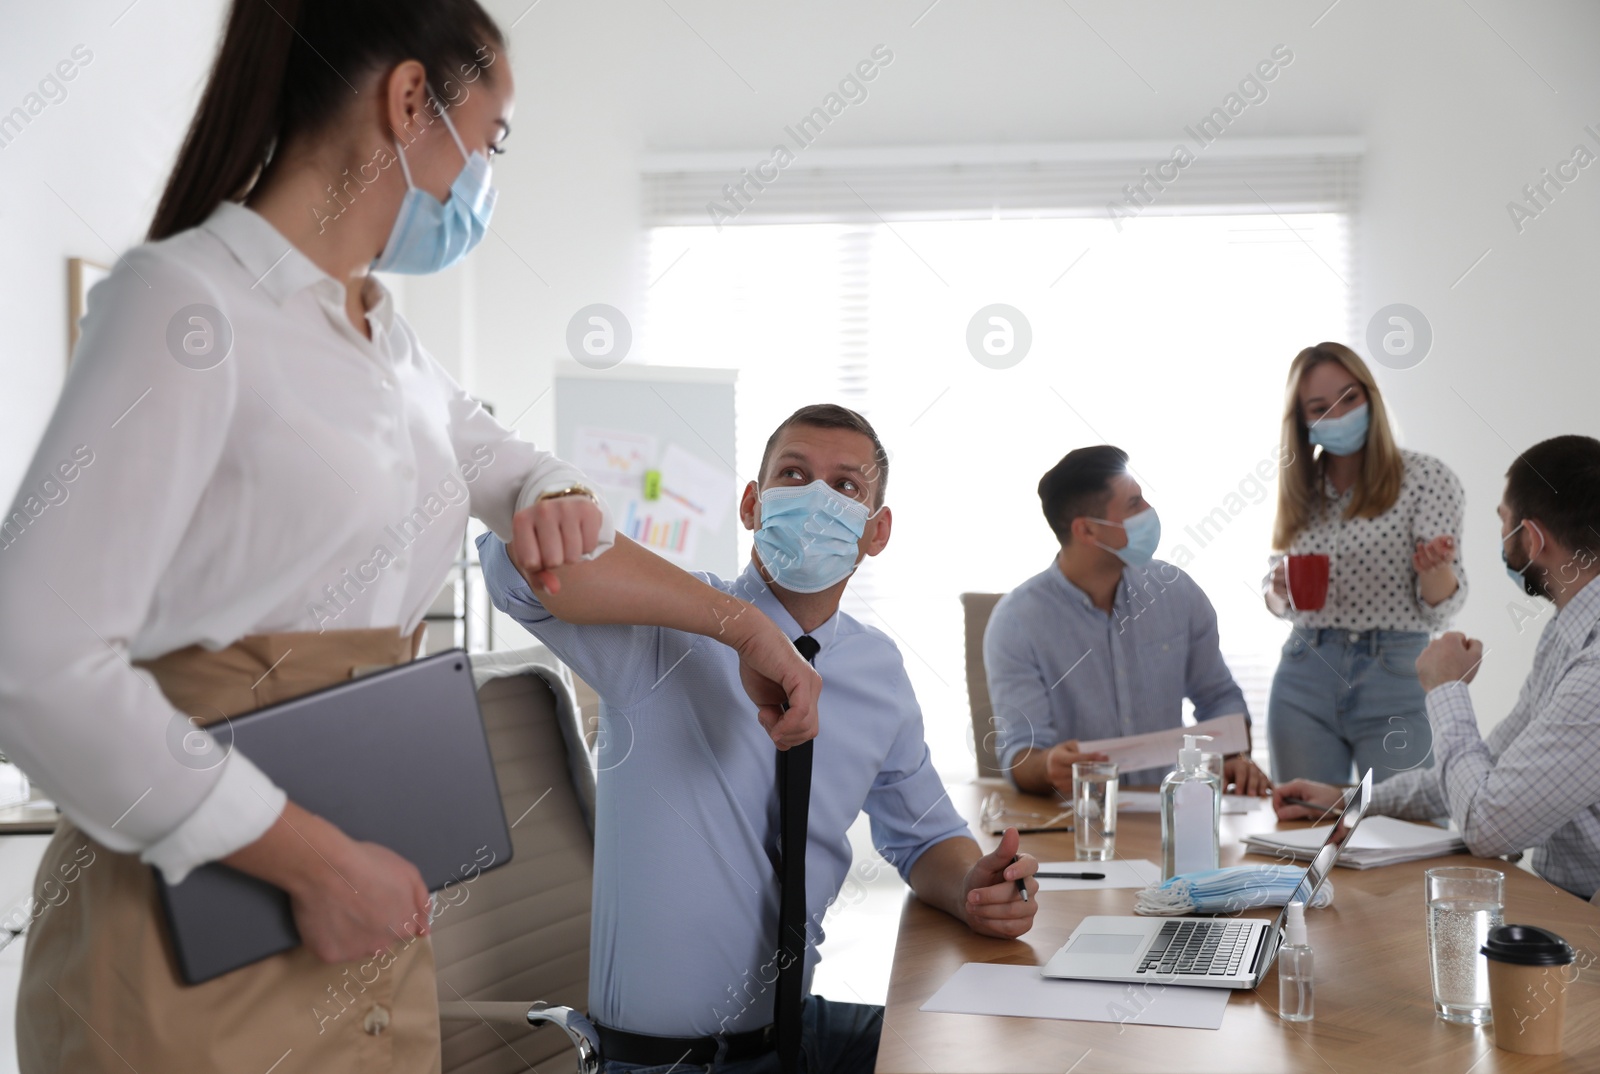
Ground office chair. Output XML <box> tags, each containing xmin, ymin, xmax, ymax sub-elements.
<box><xmin>960</xmin><ymin>592</ymin><xmax>1006</xmax><ymax>778</ymax></box>
<box><xmin>431</xmin><ymin>647</ymin><xmax>602</xmax><ymax>1074</ymax></box>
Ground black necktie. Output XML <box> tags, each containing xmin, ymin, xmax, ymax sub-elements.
<box><xmin>775</xmin><ymin>634</ymin><xmax>818</xmax><ymax>1074</ymax></box>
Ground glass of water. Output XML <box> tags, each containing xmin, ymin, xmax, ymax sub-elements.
<box><xmin>1072</xmin><ymin>762</ymin><xmax>1118</xmax><ymax>861</ymax></box>
<box><xmin>1425</xmin><ymin>866</ymin><xmax>1504</xmax><ymax>1024</ymax></box>
<box><xmin>0</xmin><ymin>751</ymin><xmax>28</xmax><ymax>809</ymax></box>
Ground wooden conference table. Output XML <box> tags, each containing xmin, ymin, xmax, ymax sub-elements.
<box><xmin>875</xmin><ymin>780</ymin><xmax>1600</xmax><ymax>1073</ymax></box>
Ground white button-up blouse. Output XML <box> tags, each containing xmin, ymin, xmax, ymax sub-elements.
<box><xmin>0</xmin><ymin>202</ymin><xmax>613</xmax><ymax>882</ymax></box>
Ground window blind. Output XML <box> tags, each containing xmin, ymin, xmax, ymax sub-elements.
<box><xmin>642</xmin><ymin>137</ymin><xmax>1362</xmax><ymax>227</ymax></box>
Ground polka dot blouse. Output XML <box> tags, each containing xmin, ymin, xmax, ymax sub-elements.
<box><xmin>1273</xmin><ymin>449</ymin><xmax>1469</xmax><ymax>633</ymax></box>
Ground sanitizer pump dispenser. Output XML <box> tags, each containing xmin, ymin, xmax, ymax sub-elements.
<box><xmin>1160</xmin><ymin>733</ymin><xmax>1221</xmax><ymax>881</ymax></box>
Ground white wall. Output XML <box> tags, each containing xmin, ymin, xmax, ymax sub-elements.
<box><xmin>2</xmin><ymin>1</ymin><xmax>223</xmax><ymax>493</ymax></box>
<box><xmin>438</xmin><ymin>0</ymin><xmax>1599</xmax><ymax>729</ymax></box>
<box><xmin>7</xmin><ymin>0</ymin><xmax>1599</xmax><ymax>729</ymax></box>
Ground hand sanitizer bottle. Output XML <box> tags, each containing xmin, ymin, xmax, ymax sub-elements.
<box><xmin>1160</xmin><ymin>733</ymin><xmax>1221</xmax><ymax>881</ymax></box>
<box><xmin>1278</xmin><ymin>900</ymin><xmax>1314</xmax><ymax>1022</ymax></box>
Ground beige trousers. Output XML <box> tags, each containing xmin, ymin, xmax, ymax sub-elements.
<box><xmin>16</xmin><ymin>626</ymin><xmax>443</xmax><ymax>1074</ymax></box>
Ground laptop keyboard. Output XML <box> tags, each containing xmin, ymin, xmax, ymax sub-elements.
<box><xmin>1136</xmin><ymin>920</ymin><xmax>1254</xmax><ymax>977</ymax></box>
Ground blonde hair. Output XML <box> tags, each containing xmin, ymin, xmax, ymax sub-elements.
<box><xmin>1271</xmin><ymin>342</ymin><xmax>1404</xmax><ymax>551</ymax></box>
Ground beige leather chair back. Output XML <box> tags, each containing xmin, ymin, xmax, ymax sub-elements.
<box><xmin>960</xmin><ymin>592</ymin><xmax>1005</xmax><ymax>778</ymax></box>
<box><xmin>432</xmin><ymin>648</ymin><xmax>596</xmax><ymax>1073</ymax></box>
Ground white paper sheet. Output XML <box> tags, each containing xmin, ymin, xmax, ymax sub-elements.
<box><xmin>659</xmin><ymin>442</ymin><xmax>734</xmax><ymax>532</ymax></box>
<box><xmin>1117</xmin><ymin>791</ymin><xmax>1265</xmax><ymax>815</ymax></box>
<box><xmin>1243</xmin><ymin>815</ymin><xmax>1464</xmax><ymax>868</ymax></box>
<box><xmin>920</xmin><ymin>962</ymin><xmax>1230</xmax><ymax>1030</ymax></box>
<box><xmin>1034</xmin><ymin>858</ymin><xmax>1160</xmax><ymax>891</ymax></box>
<box><xmin>1078</xmin><ymin>714</ymin><xmax>1250</xmax><ymax>773</ymax></box>
<box><xmin>613</xmin><ymin>491</ymin><xmax>700</xmax><ymax>563</ymax></box>
<box><xmin>571</xmin><ymin>427</ymin><xmax>658</xmax><ymax>488</ymax></box>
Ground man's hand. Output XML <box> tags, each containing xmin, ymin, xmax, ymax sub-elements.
<box><xmin>1416</xmin><ymin>631</ymin><xmax>1484</xmax><ymax>691</ymax></box>
<box><xmin>1271</xmin><ymin>778</ymin><xmax>1343</xmax><ymax>821</ymax></box>
<box><xmin>1412</xmin><ymin>535</ymin><xmax>1457</xmax><ymax>576</ymax></box>
<box><xmin>1043</xmin><ymin>740</ymin><xmax>1111</xmax><ymax>796</ymax></box>
<box><xmin>961</xmin><ymin>828</ymin><xmax>1039</xmax><ymax>940</ymax></box>
<box><xmin>509</xmin><ymin>493</ymin><xmax>604</xmax><ymax>594</ymax></box>
<box><xmin>732</xmin><ymin>620</ymin><xmax>821</xmax><ymax>750</ymax></box>
<box><xmin>1224</xmin><ymin>754</ymin><xmax>1272</xmax><ymax>797</ymax></box>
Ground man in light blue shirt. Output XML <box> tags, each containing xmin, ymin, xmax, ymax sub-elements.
<box><xmin>480</xmin><ymin>404</ymin><xmax>1040</xmax><ymax>1074</ymax></box>
<box><xmin>985</xmin><ymin>445</ymin><xmax>1270</xmax><ymax>795</ymax></box>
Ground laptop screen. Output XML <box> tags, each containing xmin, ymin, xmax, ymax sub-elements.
<box><xmin>1253</xmin><ymin>769</ymin><xmax>1374</xmax><ymax>982</ymax></box>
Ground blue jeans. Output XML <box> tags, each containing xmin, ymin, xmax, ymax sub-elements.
<box><xmin>1267</xmin><ymin>628</ymin><xmax>1434</xmax><ymax>785</ymax></box>
<box><xmin>599</xmin><ymin>995</ymin><xmax>882</xmax><ymax>1074</ymax></box>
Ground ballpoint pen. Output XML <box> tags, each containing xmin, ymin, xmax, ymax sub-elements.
<box><xmin>1011</xmin><ymin>853</ymin><xmax>1029</xmax><ymax>902</ymax></box>
<box><xmin>1036</xmin><ymin>871</ymin><xmax>1106</xmax><ymax>880</ymax></box>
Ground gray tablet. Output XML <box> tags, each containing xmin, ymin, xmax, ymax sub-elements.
<box><xmin>155</xmin><ymin>649</ymin><xmax>512</xmax><ymax>984</ymax></box>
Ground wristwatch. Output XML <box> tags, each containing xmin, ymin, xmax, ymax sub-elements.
<box><xmin>534</xmin><ymin>483</ymin><xmax>597</xmax><ymax>505</ymax></box>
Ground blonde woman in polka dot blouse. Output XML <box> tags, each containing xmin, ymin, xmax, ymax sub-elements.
<box><xmin>1262</xmin><ymin>342</ymin><xmax>1468</xmax><ymax>784</ymax></box>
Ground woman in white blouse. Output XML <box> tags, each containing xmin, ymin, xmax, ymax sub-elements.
<box><xmin>1263</xmin><ymin>342</ymin><xmax>1467</xmax><ymax>785</ymax></box>
<box><xmin>0</xmin><ymin>3</ymin><xmax>816</xmax><ymax>1071</ymax></box>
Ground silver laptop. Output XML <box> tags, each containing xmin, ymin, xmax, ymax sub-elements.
<box><xmin>155</xmin><ymin>649</ymin><xmax>513</xmax><ymax>984</ymax></box>
<box><xmin>1042</xmin><ymin>769</ymin><xmax>1372</xmax><ymax>990</ymax></box>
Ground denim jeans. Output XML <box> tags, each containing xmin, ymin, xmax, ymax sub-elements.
<box><xmin>1267</xmin><ymin>628</ymin><xmax>1434</xmax><ymax>785</ymax></box>
<box><xmin>599</xmin><ymin>995</ymin><xmax>882</xmax><ymax>1074</ymax></box>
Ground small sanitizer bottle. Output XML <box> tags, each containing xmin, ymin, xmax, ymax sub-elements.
<box><xmin>1159</xmin><ymin>733</ymin><xmax>1221</xmax><ymax>881</ymax></box>
<box><xmin>1278</xmin><ymin>900</ymin><xmax>1314</xmax><ymax>1022</ymax></box>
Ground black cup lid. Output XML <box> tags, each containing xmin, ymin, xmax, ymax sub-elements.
<box><xmin>1481</xmin><ymin>924</ymin><xmax>1576</xmax><ymax>966</ymax></box>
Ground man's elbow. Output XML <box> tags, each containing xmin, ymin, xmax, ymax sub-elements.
<box><xmin>1458</xmin><ymin>814</ymin><xmax>1525</xmax><ymax>860</ymax></box>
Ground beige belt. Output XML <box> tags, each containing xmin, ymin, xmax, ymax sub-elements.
<box><xmin>16</xmin><ymin>625</ymin><xmax>442</xmax><ymax>1074</ymax></box>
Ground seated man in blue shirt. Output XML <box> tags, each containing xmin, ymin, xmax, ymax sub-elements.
<box><xmin>1275</xmin><ymin>435</ymin><xmax>1600</xmax><ymax>899</ymax></box>
<box><xmin>985</xmin><ymin>445</ymin><xmax>1271</xmax><ymax>796</ymax></box>
<box><xmin>478</xmin><ymin>404</ymin><xmax>1040</xmax><ymax>1074</ymax></box>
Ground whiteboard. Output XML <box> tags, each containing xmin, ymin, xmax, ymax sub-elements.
<box><xmin>553</xmin><ymin>362</ymin><xmax>740</xmax><ymax>578</ymax></box>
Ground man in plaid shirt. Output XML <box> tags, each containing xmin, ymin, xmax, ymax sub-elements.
<box><xmin>1275</xmin><ymin>434</ymin><xmax>1600</xmax><ymax>900</ymax></box>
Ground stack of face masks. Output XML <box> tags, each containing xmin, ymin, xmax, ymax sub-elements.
<box><xmin>1133</xmin><ymin>864</ymin><xmax>1335</xmax><ymax>917</ymax></box>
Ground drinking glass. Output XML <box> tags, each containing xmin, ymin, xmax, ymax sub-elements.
<box><xmin>1425</xmin><ymin>866</ymin><xmax>1504</xmax><ymax>1024</ymax></box>
<box><xmin>1072</xmin><ymin>762</ymin><xmax>1118</xmax><ymax>861</ymax></box>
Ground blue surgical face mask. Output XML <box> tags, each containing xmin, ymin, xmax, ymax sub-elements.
<box><xmin>1307</xmin><ymin>401</ymin><xmax>1370</xmax><ymax>456</ymax></box>
<box><xmin>1502</xmin><ymin>520</ymin><xmax>1546</xmax><ymax>596</ymax></box>
<box><xmin>753</xmin><ymin>480</ymin><xmax>880</xmax><ymax>594</ymax></box>
<box><xmin>372</xmin><ymin>89</ymin><xmax>498</xmax><ymax>275</ymax></box>
<box><xmin>1087</xmin><ymin>506</ymin><xmax>1161</xmax><ymax>567</ymax></box>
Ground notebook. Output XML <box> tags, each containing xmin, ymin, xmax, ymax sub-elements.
<box><xmin>1243</xmin><ymin>814</ymin><xmax>1462</xmax><ymax>868</ymax></box>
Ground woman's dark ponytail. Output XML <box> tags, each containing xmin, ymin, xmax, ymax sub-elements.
<box><xmin>148</xmin><ymin>0</ymin><xmax>300</xmax><ymax>241</ymax></box>
<box><xmin>148</xmin><ymin>0</ymin><xmax>504</xmax><ymax>242</ymax></box>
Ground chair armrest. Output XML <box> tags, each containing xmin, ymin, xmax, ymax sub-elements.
<box><xmin>437</xmin><ymin>1000</ymin><xmax>601</xmax><ymax>1074</ymax></box>
<box><xmin>437</xmin><ymin>1000</ymin><xmax>541</xmax><ymax>1029</ymax></box>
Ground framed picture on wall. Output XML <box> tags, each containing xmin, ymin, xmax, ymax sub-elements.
<box><xmin>67</xmin><ymin>257</ymin><xmax>109</xmax><ymax>366</ymax></box>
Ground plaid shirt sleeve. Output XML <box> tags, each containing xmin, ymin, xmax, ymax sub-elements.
<box><xmin>1429</xmin><ymin>657</ymin><xmax>1600</xmax><ymax>859</ymax></box>
<box><xmin>1369</xmin><ymin>750</ymin><xmax>1449</xmax><ymax>820</ymax></box>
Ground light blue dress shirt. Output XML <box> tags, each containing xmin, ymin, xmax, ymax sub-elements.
<box><xmin>983</xmin><ymin>557</ymin><xmax>1249</xmax><ymax>785</ymax></box>
<box><xmin>477</xmin><ymin>534</ymin><xmax>974</xmax><ymax>1036</ymax></box>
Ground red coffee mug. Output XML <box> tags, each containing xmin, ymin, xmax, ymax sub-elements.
<box><xmin>1287</xmin><ymin>554</ymin><xmax>1330</xmax><ymax>611</ymax></box>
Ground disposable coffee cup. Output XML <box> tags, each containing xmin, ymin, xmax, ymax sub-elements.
<box><xmin>1481</xmin><ymin>924</ymin><xmax>1576</xmax><ymax>1055</ymax></box>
